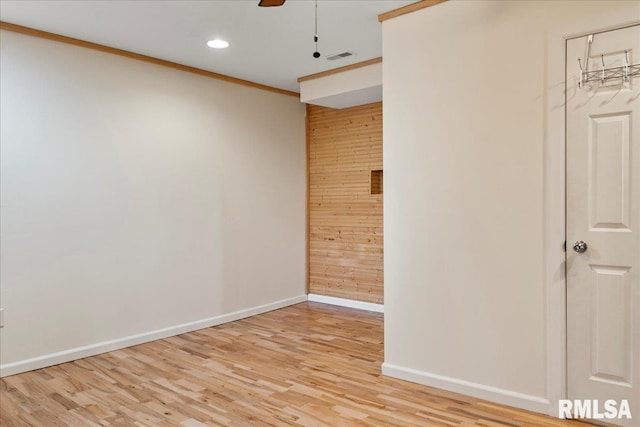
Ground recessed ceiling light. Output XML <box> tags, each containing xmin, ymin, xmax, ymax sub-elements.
<box><xmin>207</xmin><ymin>39</ymin><xmax>229</xmax><ymax>49</ymax></box>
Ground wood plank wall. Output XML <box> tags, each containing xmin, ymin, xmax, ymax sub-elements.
<box><xmin>307</xmin><ymin>102</ymin><xmax>383</xmax><ymax>304</ymax></box>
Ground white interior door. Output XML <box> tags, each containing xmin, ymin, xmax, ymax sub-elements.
<box><xmin>566</xmin><ymin>25</ymin><xmax>640</xmax><ymax>426</ymax></box>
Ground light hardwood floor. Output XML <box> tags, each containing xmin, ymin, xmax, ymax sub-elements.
<box><xmin>1</xmin><ymin>302</ymin><xmax>595</xmax><ymax>426</ymax></box>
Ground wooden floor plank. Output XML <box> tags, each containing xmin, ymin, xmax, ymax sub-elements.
<box><xmin>1</xmin><ymin>303</ymin><xmax>591</xmax><ymax>426</ymax></box>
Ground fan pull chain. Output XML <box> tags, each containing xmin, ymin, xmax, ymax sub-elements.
<box><xmin>313</xmin><ymin>0</ymin><xmax>320</xmax><ymax>58</ymax></box>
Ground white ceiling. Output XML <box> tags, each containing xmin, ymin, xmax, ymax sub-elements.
<box><xmin>0</xmin><ymin>0</ymin><xmax>413</xmax><ymax>93</ymax></box>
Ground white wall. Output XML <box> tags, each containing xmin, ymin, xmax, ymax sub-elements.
<box><xmin>300</xmin><ymin>62</ymin><xmax>382</xmax><ymax>109</ymax></box>
<box><xmin>382</xmin><ymin>0</ymin><xmax>637</xmax><ymax>413</ymax></box>
<box><xmin>0</xmin><ymin>31</ymin><xmax>306</xmax><ymax>375</ymax></box>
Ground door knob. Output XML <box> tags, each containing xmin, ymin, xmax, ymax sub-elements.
<box><xmin>573</xmin><ymin>241</ymin><xmax>588</xmax><ymax>253</ymax></box>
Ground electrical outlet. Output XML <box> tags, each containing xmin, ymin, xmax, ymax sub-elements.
<box><xmin>0</xmin><ymin>308</ymin><xmax>4</xmax><ymax>328</ymax></box>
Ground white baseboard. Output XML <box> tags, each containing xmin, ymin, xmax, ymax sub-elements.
<box><xmin>0</xmin><ymin>295</ymin><xmax>307</xmax><ymax>378</ymax></box>
<box><xmin>382</xmin><ymin>362</ymin><xmax>551</xmax><ymax>415</ymax></box>
<box><xmin>307</xmin><ymin>293</ymin><xmax>384</xmax><ymax>313</ymax></box>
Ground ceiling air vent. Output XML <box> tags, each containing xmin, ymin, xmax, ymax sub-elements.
<box><xmin>327</xmin><ymin>51</ymin><xmax>354</xmax><ymax>61</ymax></box>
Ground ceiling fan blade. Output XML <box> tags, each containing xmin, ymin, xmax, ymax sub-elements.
<box><xmin>258</xmin><ymin>0</ymin><xmax>285</xmax><ymax>6</ymax></box>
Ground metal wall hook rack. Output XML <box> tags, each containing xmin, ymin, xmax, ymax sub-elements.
<box><xmin>577</xmin><ymin>34</ymin><xmax>640</xmax><ymax>88</ymax></box>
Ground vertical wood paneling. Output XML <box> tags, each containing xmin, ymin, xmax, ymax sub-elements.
<box><xmin>307</xmin><ymin>102</ymin><xmax>383</xmax><ymax>303</ymax></box>
<box><xmin>305</xmin><ymin>104</ymin><xmax>312</xmax><ymax>294</ymax></box>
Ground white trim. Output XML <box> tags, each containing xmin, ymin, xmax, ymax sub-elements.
<box><xmin>0</xmin><ymin>295</ymin><xmax>307</xmax><ymax>378</ymax></box>
<box><xmin>544</xmin><ymin>5</ymin><xmax>640</xmax><ymax>418</ymax></box>
<box><xmin>307</xmin><ymin>293</ymin><xmax>384</xmax><ymax>313</ymax></box>
<box><xmin>382</xmin><ymin>363</ymin><xmax>550</xmax><ymax>414</ymax></box>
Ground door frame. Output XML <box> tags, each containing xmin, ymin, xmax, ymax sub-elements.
<box><xmin>544</xmin><ymin>5</ymin><xmax>640</xmax><ymax>417</ymax></box>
